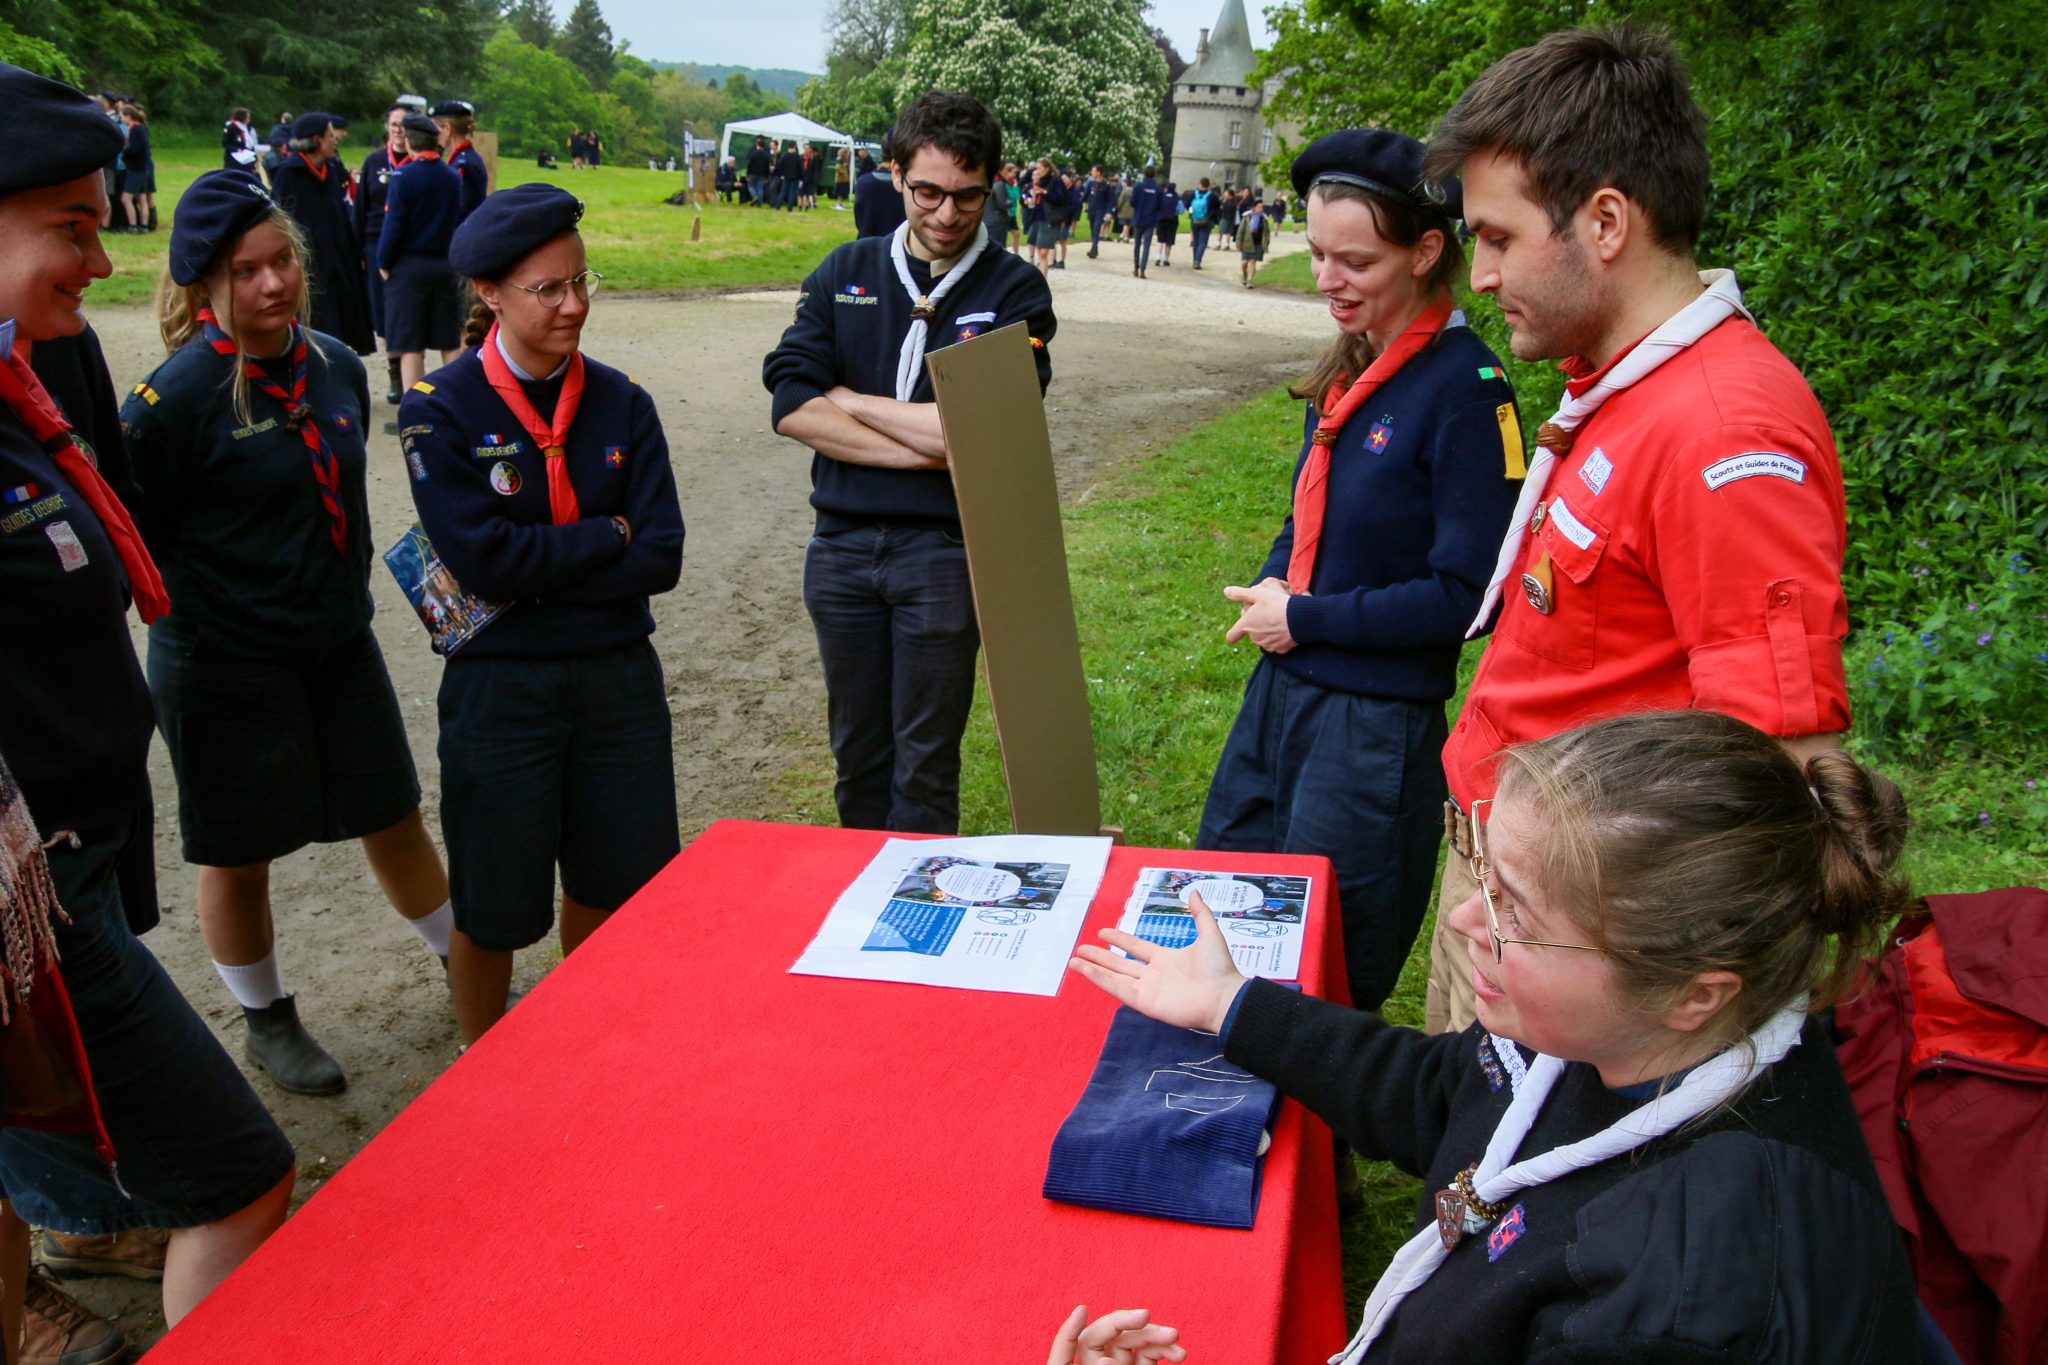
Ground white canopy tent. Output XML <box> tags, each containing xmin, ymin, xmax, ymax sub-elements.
<box><xmin>718</xmin><ymin>111</ymin><xmax>853</xmax><ymax>163</ymax></box>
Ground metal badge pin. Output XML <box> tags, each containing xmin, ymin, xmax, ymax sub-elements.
<box><xmin>1520</xmin><ymin>553</ymin><xmax>1555</xmax><ymax>615</ymax></box>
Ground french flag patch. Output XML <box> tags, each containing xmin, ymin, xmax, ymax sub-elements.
<box><xmin>2</xmin><ymin>483</ymin><xmax>38</xmax><ymax>505</ymax></box>
<box><xmin>845</xmin><ymin>284</ymin><xmax>866</xmax><ymax>296</ymax></box>
<box><xmin>482</xmin><ymin>432</ymin><xmax>504</xmax><ymax>445</ymax></box>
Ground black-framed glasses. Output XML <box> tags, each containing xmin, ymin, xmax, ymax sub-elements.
<box><xmin>906</xmin><ymin>180</ymin><xmax>989</xmax><ymax>214</ymax></box>
<box><xmin>505</xmin><ymin>270</ymin><xmax>603</xmax><ymax>309</ymax></box>
<box><xmin>1468</xmin><ymin>799</ymin><xmax>1606</xmax><ymax>965</ymax></box>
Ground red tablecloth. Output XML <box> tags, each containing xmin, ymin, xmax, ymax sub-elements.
<box><xmin>147</xmin><ymin>821</ymin><xmax>1349</xmax><ymax>1363</ymax></box>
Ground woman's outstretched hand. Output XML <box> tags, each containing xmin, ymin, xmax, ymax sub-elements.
<box><xmin>1047</xmin><ymin>1305</ymin><xmax>1187</xmax><ymax>1364</ymax></box>
<box><xmin>1069</xmin><ymin>890</ymin><xmax>1249</xmax><ymax>1035</ymax></box>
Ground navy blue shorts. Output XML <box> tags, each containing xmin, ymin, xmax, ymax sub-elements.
<box><xmin>0</xmin><ymin>814</ymin><xmax>295</xmax><ymax>1233</ymax></box>
<box><xmin>381</xmin><ymin>255</ymin><xmax>462</xmax><ymax>354</ymax></box>
<box><xmin>437</xmin><ymin>639</ymin><xmax>680</xmax><ymax>952</ymax></box>
<box><xmin>147</xmin><ymin>627</ymin><xmax>421</xmax><ymax>867</ymax></box>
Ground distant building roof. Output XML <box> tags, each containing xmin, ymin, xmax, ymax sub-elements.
<box><xmin>1182</xmin><ymin>0</ymin><xmax>1257</xmax><ymax>89</ymax></box>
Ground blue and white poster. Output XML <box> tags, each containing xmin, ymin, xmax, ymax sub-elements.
<box><xmin>1116</xmin><ymin>868</ymin><xmax>1311</xmax><ymax>982</ymax></box>
<box><xmin>791</xmin><ymin>836</ymin><xmax>1110</xmax><ymax>995</ymax></box>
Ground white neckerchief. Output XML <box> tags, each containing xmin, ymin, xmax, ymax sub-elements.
<box><xmin>888</xmin><ymin>219</ymin><xmax>989</xmax><ymax>401</ymax></box>
<box><xmin>1466</xmin><ymin>269</ymin><xmax>1754</xmax><ymax>638</ymax></box>
<box><xmin>493</xmin><ymin>328</ymin><xmax>569</xmax><ymax>382</ymax></box>
<box><xmin>1332</xmin><ymin>999</ymin><xmax>1808</xmax><ymax>1365</ymax></box>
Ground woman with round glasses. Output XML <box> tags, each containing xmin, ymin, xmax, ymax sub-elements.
<box><xmin>401</xmin><ymin>184</ymin><xmax>685</xmax><ymax>1045</ymax></box>
<box><xmin>1070</xmin><ymin>708</ymin><xmax>1919</xmax><ymax>1363</ymax></box>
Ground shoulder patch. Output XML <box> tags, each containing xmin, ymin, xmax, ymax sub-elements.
<box><xmin>132</xmin><ymin>383</ymin><xmax>160</xmax><ymax>406</ymax></box>
<box><xmin>1702</xmin><ymin>451</ymin><xmax>1806</xmax><ymax>491</ymax></box>
<box><xmin>1496</xmin><ymin>402</ymin><xmax>1525</xmax><ymax>479</ymax></box>
<box><xmin>410</xmin><ymin>381</ymin><xmax>435</xmax><ymax>395</ymax></box>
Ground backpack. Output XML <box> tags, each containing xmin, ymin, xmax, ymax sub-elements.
<box><xmin>1188</xmin><ymin>189</ymin><xmax>1211</xmax><ymax>224</ymax></box>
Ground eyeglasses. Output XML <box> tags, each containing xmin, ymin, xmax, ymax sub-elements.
<box><xmin>1467</xmin><ymin>800</ymin><xmax>1606</xmax><ymax>965</ymax></box>
<box><xmin>906</xmin><ymin>180</ymin><xmax>990</xmax><ymax>215</ymax></box>
<box><xmin>504</xmin><ymin>270</ymin><xmax>603</xmax><ymax>309</ymax></box>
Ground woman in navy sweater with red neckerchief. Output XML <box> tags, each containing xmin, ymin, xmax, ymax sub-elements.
<box><xmin>401</xmin><ymin>184</ymin><xmax>684</xmax><ymax>1045</ymax></box>
<box><xmin>1197</xmin><ymin>129</ymin><xmax>1522</xmax><ymax>1015</ymax></box>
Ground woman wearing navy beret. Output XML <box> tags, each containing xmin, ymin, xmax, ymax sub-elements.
<box><xmin>270</xmin><ymin>112</ymin><xmax>376</xmax><ymax>353</ymax></box>
<box><xmin>400</xmin><ymin>184</ymin><xmax>685</xmax><ymax>1045</ymax></box>
<box><xmin>1198</xmin><ymin>129</ymin><xmax>1524</xmax><ymax>1016</ymax></box>
<box><xmin>122</xmin><ymin>169</ymin><xmax>454</xmax><ymax>1096</ymax></box>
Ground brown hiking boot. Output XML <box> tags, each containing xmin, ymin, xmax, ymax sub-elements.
<box><xmin>19</xmin><ymin>1268</ymin><xmax>126</xmax><ymax>1365</ymax></box>
<box><xmin>39</xmin><ymin>1227</ymin><xmax>168</xmax><ymax>1281</ymax></box>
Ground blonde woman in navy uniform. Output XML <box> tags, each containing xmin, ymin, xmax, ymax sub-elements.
<box><xmin>431</xmin><ymin>100</ymin><xmax>489</xmax><ymax>222</ymax></box>
<box><xmin>1198</xmin><ymin>130</ymin><xmax>1523</xmax><ymax>1015</ymax></box>
<box><xmin>401</xmin><ymin>185</ymin><xmax>683</xmax><ymax>1045</ymax></box>
<box><xmin>122</xmin><ymin>169</ymin><xmax>455</xmax><ymax>1097</ymax></box>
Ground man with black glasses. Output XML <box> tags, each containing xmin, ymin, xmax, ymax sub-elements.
<box><xmin>763</xmin><ymin>90</ymin><xmax>1056</xmax><ymax>834</ymax></box>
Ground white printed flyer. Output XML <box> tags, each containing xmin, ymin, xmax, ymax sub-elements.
<box><xmin>1116</xmin><ymin>868</ymin><xmax>1311</xmax><ymax>982</ymax></box>
<box><xmin>789</xmin><ymin>835</ymin><xmax>1112</xmax><ymax>996</ymax></box>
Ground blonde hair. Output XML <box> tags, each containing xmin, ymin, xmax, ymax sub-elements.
<box><xmin>1493</xmin><ymin>711</ymin><xmax>1912</xmax><ymax>1052</ymax></box>
<box><xmin>154</xmin><ymin>209</ymin><xmax>318</xmax><ymax>425</ymax></box>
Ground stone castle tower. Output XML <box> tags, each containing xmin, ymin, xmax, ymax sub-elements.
<box><xmin>1167</xmin><ymin>0</ymin><xmax>1276</xmax><ymax>193</ymax></box>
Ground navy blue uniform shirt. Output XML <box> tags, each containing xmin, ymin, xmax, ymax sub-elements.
<box><xmin>448</xmin><ymin>144</ymin><xmax>489</xmax><ymax>222</ymax></box>
<box><xmin>762</xmin><ymin>232</ymin><xmax>1055</xmax><ymax>531</ymax></box>
<box><xmin>1131</xmin><ymin>179</ymin><xmax>1163</xmax><ymax>229</ymax></box>
<box><xmin>122</xmin><ymin>332</ymin><xmax>375</xmax><ymax>657</ymax></box>
<box><xmin>377</xmin><ymin>156</ymin><xmax>463</xmax><ymax>270</ymax></box>
<box><xmin>354</xmin><ymin>146</ymin><xmax>405</xmax><ymax>250</ymax></box>
<box><xmin>2</xmin><ymin>324</ymin><xmax>155</xmax><ymax>831</ymax></box>
<box><xmin>400</xmin><ymin>346</ymin><xmax>684</xmax><ymax>658</ymax></box>
<box><xmin>1255</xmin><ymin>325</ymin><xmax>1522</xmax><ymax>701</ymax></box>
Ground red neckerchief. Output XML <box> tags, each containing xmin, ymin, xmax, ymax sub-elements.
<box><xmin>297</xmin><ymin>151</ymin><xmax>328</xmax><ymax>182</ymax></box>
<box><xmin>478</xmin><ymin>324</ymin><xmax>586</xmax><ymax>525</ymax></box>
<box><xmin>195</xmin><ymin>308</ymin><xmax>348</xmax><ymax>555</ymax></box>
<box><xmin>449</xmin><ymin>140</ymin><xmax>474</xmax><ymax>164</ymax></box>
<box><xmin>0</xmin><ymin>338</ymin><xmax>169</xmax><ymax>621</ymax></box>
<box><xmin>407</xmin><ymin>150</ymin><xmax>441</xmax><ymax>162</ymax></box>
<box><xmin>387</xmin><ymin>141</ymin><xmax>411</xmax><ymax>167</ymax></box>
<box><xmin>1285</xmin><ymin>294</ymin><xmax>1454</xmax><ymax>594</ymax></box>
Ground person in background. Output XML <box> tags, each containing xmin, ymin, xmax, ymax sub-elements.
<box><xmin>536</xmin><ymin>146</ymin><xmax>558</xmax><ymax>171</ymax></box>
<box><xmin>94</xmin><ymin>91</ymin><xmax>122</xmax><ymax>229</ymax></box>
<box><xmin>1236</xmin><ymin>193</ymin><xmax>1270</xmax><ymax>288</ymax></box>
<box><xmin>0</xmin><ymin>61</ymin><xmax>295</xmax><ymax>1354</ymax></box>
<box><xmin>981</xmin><ymin>161</ymin><xmax>1015</xmax><ymax>253</ymax></box>
<box><xmin>1214</xmin><ymin>182</ymin><xmax>1241</xmax><ymax>249</ymax></box>
<box><xmin>263</xmin><ymin>110</ymin><xmax>293</xmax><ymax>177</ymax></box>
<box><xmin>1083</xmin><ymin>165</ymin><xmax>1113</xmax><ymax>258</ymax></box>
<box><xmin>356</xmin><ymin>103</ymin><xmax>418</xmax><ymax>405</ymax></box>
<box><xmin>855</xmin><ymin>140</ymin><xmax>906</xmax><ymax>241</ymax></box>
<box><xmin>1416</xmin><ymin>26</ymin><xmax>1851</xmax><ymax>1035</ymax></box>
<box><xmin>117</xmin><ymin>101</ymin><xmax>154</xmax><ymax>233</ymax></box>
<box><xmin>1187</xmin><ymin>176</ymin><xmax>1215</xmax><ymax>269</ymax></box>
<box><xmin>271</xmin><ymin>112</ymin><xmax>376</xmax><ymax>354</ymax></box>
<box><xmin>1114</xmin><ymin>172</ymin><xmax>1134</xmax><ymax>243</ymax></box>
<box><xmin>123</xmin><ymin>169</ymin><xmax>454</xmax><ymax>1097</ymax></box>
<box><xmin>401</xmin><ymin>185</ymin><xmax>685</xmax><ymax>1046</ymax></box>
<box><xmin>221</xmin><ymin>106</ymin><xmax>260</xmax><ymax>172</ymax></box>
<box><xmin>1020</xmin><ymin>157</ymin><xmax>1068</xmax><ymax>276</ymax></box>
<box><xmin>432</xmin><ymin>100</ymin><xmax>488</xmax><ymax>223</ymax></box>
<box><xmin>1129</xmin><ymin>165</ymin><xmax>1162</xmax><ymax>278</ymax></box>
<box><xmin>716</xmin><ymin>156</ymin><xmax>737</xmax><ymax>202</ymax></box>
<box><xmin>776</xmin><ymin>139</ymin><xmax>804</xmax><ymax>211</ymax></box>
<box><xmin>747</xmin><ymin>136</ymin><xmax>772</xmax><ymax>205</ymax></box>
<box><xmin>1197</xmin><ymin>128</ymin><xmax>1521</xmax><ymax>1017</ymax></box>
<box><xmin>1154</xmin><ymin>181</ymin><xmax>1180</xmax><ymax>267</ymax></box>
<box><xmin>1054</xmin><ymin>168</ymin><xmax>1079</xmax><ymax>269</ymax></box>
<box><xmin>762</xmin><ymin>91</ymin><xmax>1055</xmax><ymax>836</ymax></box>
<box><xmin>1070</xmin><ymin>709</ymin><xmax>1919</xmax><ymax>1365</ymax></box>
<box><xmin>377</xmin><ymin>113</ymin><xmax>466</xmax><ymax>403</ymax></box>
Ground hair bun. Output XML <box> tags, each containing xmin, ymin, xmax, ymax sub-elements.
<box><xmin>1804</xmin><ymin>749</ymin><xmax>1911</xmax><ymax>937</ymax></box>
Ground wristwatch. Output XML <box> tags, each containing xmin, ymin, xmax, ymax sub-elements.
<box><xmin>609</xmin><ymin>516</ymin><xmax>630</xmax><ymax>544</ymax></box>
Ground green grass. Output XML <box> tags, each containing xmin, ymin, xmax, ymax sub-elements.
<box><xmin>91</xmin><ymin>146</ymin><xmax>855</xmax><ymax>308</ymax></box>
<box><xmin>1253</xmin><ymin>251</ymin><xmax>1316</xmax><ymax>295</ymax></box>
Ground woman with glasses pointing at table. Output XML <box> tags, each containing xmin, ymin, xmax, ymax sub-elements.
<box><xmin>1068</xmin><ymin>709</ymin><xmax>1920</xmax><ymax>1365</ymax></box>
<box><xmin>400</xmin><ymin>184</ymin><xmax>685</xmax><ymax>1046</ymax></box>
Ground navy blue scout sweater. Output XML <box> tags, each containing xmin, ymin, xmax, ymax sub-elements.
<box><xmin>2</xmin><ymin>325</ymin><xmax>155</xmax><ymax>832</ymax></box>
<box><xmin>122</xmin><ymin>332</ymin><xmax>374</xmax><ymax>657</ymax></box>
<box><xmin>763</xmin><ymin>234</ymin><xmax>1055</xmax><ymax>531</ymax></box>
<box><xmin>377</xmin><ymin>157</ymin><xmax>463</xmax><ymax>270</ymax></box>
<box><xmin>1223</xmin><ymin>980</ymin><xmax>1917</xmax><ymax>1364</ymax></box>
<box><xmin>400</xmin><ymin>347</ymin><xmax>683</xmax><ymax>658</ymax></box>
<box><xmin>449</xmin><ymin>145</ymin><xmax>489</xmax><ymax>222</ymax></box>
<box><xmin>353</xmin><ymin>146</ymin><xmax>402</xmax><ymax>254</ymax></box>
<box><xmin>1255</xmin><ymin>326</ymin><xmax>1521</xmax><ymax>701</ymax></box>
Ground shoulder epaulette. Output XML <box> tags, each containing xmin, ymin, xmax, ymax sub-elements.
<box><xmin>410</xmin><ymin>381</ymin><xmax>435</xmax><ymax>394</ymax></box>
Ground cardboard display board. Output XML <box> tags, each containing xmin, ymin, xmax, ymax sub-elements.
<box><xmin>473</xmin><ymin>130</ymin><xmax>498</xmax><ymax>193</ymax></box>
<box><xmin>926</xmin><ymin>323</ymin><xmax>1102</xmax><ymax>836</ymax></box>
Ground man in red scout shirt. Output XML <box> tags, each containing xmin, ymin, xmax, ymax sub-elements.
<box><xmin>1418</xmin><ymin>26</ymin><xmax>1851</xmax><ymax>1033</ymax></box>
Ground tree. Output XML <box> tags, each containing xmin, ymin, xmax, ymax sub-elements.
<box><xmin>798</xmin><ymin>0</ymin><xmax>913</xmax><ymax>139</ymax></box>
<box><xmin>474</xmin><ymin>24</ymin><xmax>600</xmax><ymax>156</ymax></box>
<box><xmin>599</xmin><ymin>58</ymin><xmax>667</xmax><ymax>162</ymax></box>
<box><xmin>897</xmin><ymin>0</ymin><xmax>1168</xmax><ymax>167</ymax></box>
<box><xmin>654</xmin><ymin>66</ymin><xmax>731</xmax><ymax>137</ymax></box>
<box><xmin>503</xmin><ymin>0</ymin><xmax>556</xmax><ymax>49</ymax></box>
<box><xmin>556</xmin><ymin>0</ymin><xmax>615</xmax><ymax>90</ymax></box>
<box><xmin>1152</xmin><ymin>30</ymin><xmax>1186</xmax><ymax>167</ymax></box>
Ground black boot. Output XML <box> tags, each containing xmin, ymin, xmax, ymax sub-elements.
<box><xmin>242</xmin><ymin>996</ymin><xmax>346</xmax><ymax>1096</ymax></box>
<box><xmin>386</xmin><ymin>356</ymin><xmax>403</xmax><ymax>405</ymax></box>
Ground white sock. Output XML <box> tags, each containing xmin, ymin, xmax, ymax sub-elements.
<box><xmin>408</xmin><ymin>900</ymin><xmax>454</xmax><ymax>958</ymax></box>
<box><xmin>215</xmin><ymin>952</ymin><xmax>286</xmax><ymax>1010</ymax></box>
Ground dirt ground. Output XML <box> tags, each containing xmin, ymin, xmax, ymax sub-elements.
<box><xmin>68</xmin><ymin>238</ymin><xmax>1323</xmax><ymax>1350</ymax></box>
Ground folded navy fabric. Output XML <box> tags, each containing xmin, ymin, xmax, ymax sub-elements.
<box><xmin>1043</xmin><ymin>1005</ymin><xmax>1280</xmax><ymax>1229</ymax></box>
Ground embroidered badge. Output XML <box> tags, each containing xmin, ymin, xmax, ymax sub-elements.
<box><xmin>403</xmin><ymin>441</ymin><xmax>429</xmax><ymax>483</ymax></box>
<box><xmin>45</xmin><ymin>520</ymin><xmax>88</xmax><ymax>571</ymax></box>
<box><xmin>605</xmin><ymin>446</ymin><xmax>625</xmax><ymax>467</ymax></box>
<box><xmin>1486</xmin><ymin>1204</ymin><xmax>1527</xmax><ymax>1262</ymax></box>
<box><xmin>132</xmin><ymin>382</ymin><xmax>160</xmax><ymax>406</ymax></box>
<box><xmin>489</xmin><ymin>461</ymin><xmax>521</xmax><ymax>495</ymax></box>
<box><xmin>957</xmin><ymin>326</ymin><xmax>981</xmax><ymax>342</ymax></box>
<box><xmin>1701</xmin><ymin>451</ymin><xmax>1807</xmax><ymax>490</ymax></box>
<box><xmin>1367</xmin><ymin>419</ymin><xmax>1393</xmax><ymax>452</ymax></box>
<box><xmin>954</xmin><ymin>310</ymin><xmax>997</xmax><ymax>326</ymax></box>
<box><xmin>1477</xmin><ymin>1035</ymin><xmax>1506</xmax><ymax>1092</ymax></box>
<box><xmin>473</xmin><ymin>434</ymin><xmax>521</xmax><ymax>459</ymax></box>
<box><xmin>1478</xmin><ymin>366</ymin><xmax>1505</xmax><ymax>381</ymax></box>
<box><xmin>332</xmin><ymin>410</ymin><xmax>355</xmax><ymax>434</ymax></box>
<box><xmin>1579</xmin><ymin>446</ymin><xmax>1613</xmax><ymax>495</ymax></box>
<box><xmin>1547</xmin><ymin>498</ymin><xmax>1597</xmax><ymax>550</ymax></box>
<box><xmin>230</xmin><ymin>418</ymin><xmax>278</xmax><ymax>441</ymax></box>
<box><xmin>2</xmin><ymin>483</ymin><xmax>38</xmax><ymax>506</ymax></box>
<box><xmin>0</xmin><ymin>491</ymin><xmax>66</xmax><ymax>536</ymax></box>
<box><xmin>410</xmin><ymin>381</ymin><xmax>435</xmax><ymax>395</ymax></box>
<box><xmin>833</xmin><ymin>284</ymin><xmax>879</xmax><ymax>306</ymax></box>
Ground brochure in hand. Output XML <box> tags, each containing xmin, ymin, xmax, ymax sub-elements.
<box><xmin>382</xmin><ymin>523</ymin><xmax>508</xmax><ymax>656</ymax></box>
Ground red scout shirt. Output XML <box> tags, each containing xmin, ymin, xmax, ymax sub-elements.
<box><xmin>1444</xmin><ymin>312</ymin><xmax>1851</xmax><ymax>807</ymax></box>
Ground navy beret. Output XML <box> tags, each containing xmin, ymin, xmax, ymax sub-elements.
<box><xmin>448</xmin><ymin>184</ymin><xmax>583</xmax><ymax>278</ymax></box>
<box><xmin>430</xmin><ymin>100</ymin><xmax>474</xmax><ymax>119</ymax></box>
<box><xmin>168</xmin><ymin>170</ymin><xmax>281</xmax><ymax>286</ymax></box>
<box><xmin>1290</xmin><ymin>128</ymin><xmax>1460</xmax><ymax>222</ymax></box>
<box><xmin>400</xmin><ymin>113</ymin><xmax>439</xmax><ymax>140</ymax></box>
<box><xmin>291</xmin><ymin>111</ymin><xmax>345</xmax><ymax>141</ymax></box>
<box><xmin>0</xmin><ymin>64</ymin><xmax>125</xmax><ymax>195</ymax></box>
